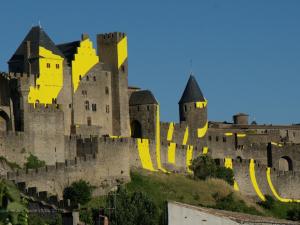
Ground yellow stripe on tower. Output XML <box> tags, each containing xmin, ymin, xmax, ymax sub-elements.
<box><xmin>266</xmin><ymin>167</ymin><xmax>300</xmax><ymax>203</ymax></box>
<box><xmin>182</xmin><ymin>127</ymin><xmax>189</xmax><ymax>145</ymax></box>
<box><xmin>72</xmin><ymin>38</ymin><xmax>99</xmax><ymax>92</ymax></box>
<box><xmin>186</xmin><ymin>145</ymin><xmax>193</xmax><ymax>174</ymax></box>
<box><xmin>28</xmin><ymin>47</ymin><xmax>64</xmax><ymax>104</ymax></box>
<box><xmin>249</xmin><ymin>159</ymin><xmax>266</xmax><ymax>201</ymax></box>
<box><xmin>168</xmin><ymin>142</ymin><xmax>176</xmax><ymax>164</ymax></box>
<box><xmin>117</xmin><ymin>36</ymin><xmax>128</xmax><ymax>69</ymax></box>
<box><xmin>197</xmin><ymin>121</ymin><xmax>208</xmax><ymax>138</ymax></box>
<box><xmin>196</xmin><ymin>99</ymin><xmax>207</xmax><ymax>108</ymax></box>
<box><xmin>167</xmin><ymin>122</ymin><xmax>174</xmax><ymax>141</ymax></box>
<box><xmin>137</xmin><ymin>138</ymin><xmax>155</xmax><ymax>171</ymax></box>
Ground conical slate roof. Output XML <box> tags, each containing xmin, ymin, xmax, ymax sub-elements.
<box><xmin>129</xmin><ymin>90</ymin><xmax>158</xmax><ymax>106</ymax></box>
<box><xmin>57</xmin><ymin>40</ymin><xmax>81</xmax><ymax>64</ymax></box>
<box><xmin>9</xmin><ymin>26</ymin><xmax>64</xmax><ymax>63</ymax></box>
<box><xmin>179</xmin><ymin>75</ymin><xmax>205</xmax><ymax>104</ymax></box>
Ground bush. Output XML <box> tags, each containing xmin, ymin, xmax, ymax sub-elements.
<box><xmin>190</xmin><ymin>155</ymin><xmax>217</xmax><ymax>180</ymax></box>
<box><xmin>105</xmin><ymin>187</ymin><xmax>159</xmax><ymax>225</ymax></box>
<box><xmin>258</xmin><ymin>195</ymin><xmax>275</xmax><ymax>209</ymax></box>
<box><xmin>215</xmin><ymin>167</ymin><xmax>234</xmax><ymax>186</ymax></box>
<box><xmin>63</xmin><ymin>180</ymin><xmax>93</xmax><ymax>207</ymax></box>
<box><xmin>25</xmin><ymin>154</ymin><xmax>45</xmax><ymax>169</ymax></box>
<box><xmin>286</xmin><ymin>205</ymin><xmax>300</xmax><ymax>221</ymax></box>
<box><xmin>190</xmin><ymin>155</ymin><xmax>234</xmax><ymax>186</ymax></box>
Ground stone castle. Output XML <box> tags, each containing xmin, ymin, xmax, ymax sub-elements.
<box><xmin>0</xmin><ymin>26</ymin><xmax>299</xmax><ymax>204</ymax></box>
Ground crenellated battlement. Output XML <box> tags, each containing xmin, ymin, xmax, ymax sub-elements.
<box><xmin>98</xmin><ymin>32</ymin><xmax>126</xmax><ymax>43</ymax></box>
<box><xmin>28</xmin><ymin>103</ymin><xmax>62</xmax><ymax>112</ymax></box>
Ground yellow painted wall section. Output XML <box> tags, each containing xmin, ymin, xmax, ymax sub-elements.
<box><xmin>117</xmin><ymin>36</ymin><xmax>128</xmax><ymax>69</ymax></box>
<box><xmin>196</xmin><ymin>99</ymin><xmax>207</xmax><ymax>109</ymax></box>
<box><xmin>28</xmin><ymin>47</ymin><xmax>64</xmax><ymax>104</ymax></box>
<box><xmin>202</xmin><ymin>146</ymin><xmax>208</xmax><ymax>154</ymax></box>
<box><xmin>137</xmin><ymin>138</ymin><xmax>155</xmax><ymax>171</ymax></box>
<box><xmin>225</xmin><ymin>133</ymin><xmax>233</xmax><ymax>136</ymax></box>
<box><xmin>237</xmin><ymin>134</ymin><xmax>246</xmax><ymax>138</ymax></box>
<box><xmin>197</xmin><ymin>121</ymin><xmax>208</xmax><ymax>138</ymax></box>
<box><xmin>266</xmin><ymin>167</ymin><xmax>300</xmax><ymax>203</ymax></box>
<box><xmin>167</xmin><ymin>122</ymin><xmax>174</xmax><ymax>141</ymax></box>
<box><xmin>156</xmin><ymin>105</ymin><xmax>167</xmax><ymax>172</ymax></box>
<box><xmin>186</xmin><ymin>145</ymin><xmax>193</xmax><ymax>174</ymax></box>
<box><xmin>249</xmin><ymin>159</ymin><xmax>266</xmax><ymax>201</ymax></box>
<box><xmin>168</xmin><ymin>142</ymin><xmax>176</xmax><ymax>164</ymax></box>
<box><xmin>72</xmin><ymin>38</ymin><xmax>99</xmax><ymax>92</ymax></box>
<box><xmin>224</xmin><ymin>158</ymin><xmax>239</xmax><ymax>191</ymax></box>
<box><xmin>182</xmin><ymin>127</ymin><xmax>189</xmax><ymax>145</ymax></box>
<box><xmin>271</xmin><ymin>142</ymin><xmax>283</xmax><ymax>147</ymax></box>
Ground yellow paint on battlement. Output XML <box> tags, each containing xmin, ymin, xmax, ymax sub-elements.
<box><xmin>197</xmin><ymin>121</ymin><xmax>208</xmax><ymax>138</ymax></box>
<box><xmin>186</xmin><ymin>145</ymin><xmax>193</xmax><ymax>174</ymax></box>
<box><xmin>249</xmin><ymin>159</ymin><xmax>266</xmax><ymax>201</ymax></box>
<box><xmin>271</xmin><ymin>142</ymin><xmax>283</xmax><ymax>147</ymax></box>
<box><xmin>72</xmin><ymin>38</ymin><xmax>99</xmax><ymax>92</ymax></box>
<box><xmin>237</xmin><ymin>133</ymin><xmax>246</xmax><ymax>138</ymax></box>
<box><xmin>202</xmin><ymin>146</ymin><xmax>208</xmax><ymax>154</ymax></box>
<box><xmin>167</xmin><ymin>122</ymin><xmax>174</xmax><ymax>141</ymax></box>
<box><xmin>168</xmin><ymin>142</ymin><xmax>176</xmax><ymax>164</ymax></box>
<box><xmin>196</xmin><ymin>99</ymin><xmax>207</xmax><ymax>109</ymax></box>
<box><xmin>137</xmin><ymin>139</ymin><xmax>155</xmax><ymax>171</ymax></box>
<box><xmin>28</xmin><ymin>47</ymin><xmax>64</xmax><ymax>104</ymax></box>
<box><xmin>117</xmin><ymin>36</ymin><xmax>128</xmax><ymax>69</ymax></box>
<box><xmin>182</xmin><ymin>127</ymin><xmax>189</xmax><ymax>145</ymax></box>
<box><xmin>224</xmin><ymin>132</ymin><xmax>233</xmax><ymax>136</ymax></box>
<box><xmin>266</xmin><ymin>167</ymin><xmax>300</xmax><ymax>203</ymax></box>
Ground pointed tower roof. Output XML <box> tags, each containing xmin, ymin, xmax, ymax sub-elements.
<box><xmin>179</xmin><ymin>75</ymin><xmax>205</xmax><ymax>104</ymax></box>
<box><xmin>8</xmin><ymin>26</ymin><xmax>64</xmax><ymax>63</ymax></box>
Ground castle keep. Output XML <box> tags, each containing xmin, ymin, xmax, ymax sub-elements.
<box><xmin>0</xmin><ymin>26</ymin><xmax>299</xmax><ymax>203</ymax></box>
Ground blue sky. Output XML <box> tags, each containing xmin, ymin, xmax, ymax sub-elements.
<box><xmin>1</xmin><ymin>0</ymin><xmax>300</xmax><ymax>124</ymax></box>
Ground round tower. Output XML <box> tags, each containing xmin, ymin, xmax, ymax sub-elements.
<box><xmin>178</xmin><ymin>75</ymin><xmax>208</xmax><ymax>144</ymax></box>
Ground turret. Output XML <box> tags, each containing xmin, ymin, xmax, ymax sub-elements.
<box><xmin>179</xmin><ymin>75</ymin><xmax>208</xmax><ymax>144</ymax></box>
<box><xmin>97</xmin><ymin>32</ymin><xmax>130</xmax><ymax>137</ymax></box>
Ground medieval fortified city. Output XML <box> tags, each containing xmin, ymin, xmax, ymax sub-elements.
<box><xmin>0</xmin><ymin>4</ymin><xmax>300</xmax><ymax>225</ymax></box>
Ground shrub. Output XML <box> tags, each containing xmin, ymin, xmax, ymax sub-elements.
<box><xmin>286</xmin><ymin>205</ymin><xmax>300</xmax><ymax>221</ymax></box>
<box><xmin>190</xmin><ymin>155</ymin><xmax>217</xmax><ymax>180</ymax></box>
<box><xmin>105</xmin><ymin>187</ymin><xmax>159</xmax><ymax>225</ymax></box>
<box><xmin>215</xmin><ymin>167</ymin><xmax>234</xmax><ymax>186</ymax></box>
<box><xmin>63</xmin><ymin>180</ymin><xmax>93</xmax><ymax>207</ymax></box>
<box><xmin>25</xmin><ymin>154</ymin><xmax>45</xmax><ymax>169</ymax></box>
<box><xmin>258</xmin><ymin>195</ymin><xmax>275</xmax><ymax>209</ymax></box>
<box><xmin>190</xmin><ymin>155</ymin><xmax>234</xmax><ymax>186</ymax></box>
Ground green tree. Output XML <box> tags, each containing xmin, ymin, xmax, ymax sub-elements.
<box><xmin>106</xmin><ymin>187</ymin><xmax>159</xmax><ymax>225</ymax></box>
<box><xmin>63</xmin><ymin>180</ymin><xmax>93</xmax><ymax>207</ymax></box>
<box><xmin>215</xmin><ymin>167</ymin><xmax>234</xmax><ymax>186</ymax></box>
<box><xmin>190</xmin><ymin>155</ymin><xmax>217</xmax><ymax>180</ymax></box>
<box><xmin>25</xmin><ymin>154</ymin><xmax>45</xmax><ymax>169</ymax></box>
<box><xmin>286</xmin><ymin>205</ymin><xmax>300</xmax><ymax>221</ymax></box>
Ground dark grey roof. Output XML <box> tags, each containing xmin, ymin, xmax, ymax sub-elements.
<box><xmin>179</xmin><ymin>75</ymin><xmax>205</xmax><ymax>104</ymax></box>
<box><xmin>9</xmin><ymin>26</ymin><xmax>64</xmax><ymax>63</ymax></box>
<box><xmin>129</xmin><ymin>90</ymin><xmax>158</xmax><ymax>106</ymax></box>
<box><xmin>57</xmin><ymin>41</ymin><xmax>80</xmax><ymax>64</ymax></box>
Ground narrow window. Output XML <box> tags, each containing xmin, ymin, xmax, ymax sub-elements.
<box><xmin>87</xmin><ymin>117</ymin><xmax>92</xmax><ymax>126</ymax></box>
<box><xmin>147</xmin><ymin>105</ymin><xmax>150</xmax><ymax>111</ymax></box>
<box><xmin>92</xmin><ymin>104</ymin><xmax>97</xmax><ymax>111</ymax></box>
<box><xmin>85</xmin><ymin>101</ymin><xmax>90</xmax><ymax>110</ymax></box>
<box><xmin>105</xmin><ymin>87</ymin><xmax>109</xmax><ymax>95</ymax></box>
<box><xmin>223</xmin><ymin>137</ymin><xmax>226</xmax><ymax>142</ymax></box>
<box><xmin>106</xmin><ymin>105</ymin><xmax>110</xmax><ymax>113</ymax></box>
<box><xmin>93</xmin><ymin>76</ymin><xmax>96</xmax><ymax>81</ymax></box>
<box><xmin>46</xmin><ymin>63</ymin><xmax>50</xmax><ymax>68</ymax></box>
<box><xmin>216</xmin><ymin>136</ymin><xmax>219</xmax><ymax>142</ymax></box>
<box><xmin>208</xmin><ymin>136</ymin><xmax>212</xmax><ymax>141</ymax></box>
<box><xmin>86</xmin><ymin>76</ymin><xmax>89</xmax><ymax>81</ymax></box>
<box><xmin>56</xmin><ymin>64</ymin><xmax>60</xmax><ymax>69</ymax></box>
<box><xmin>184</xmin><ymin>105</ymin><xmax>187</xmax><ymax>112</ymax></box>
<box><xmin>79</xmin><ymin>75</ymin><xmax>82</xmax><ymax>80</ymax></box>
<box><xmin>121</xmin><ymin>65</ymin><xmax>125</xmax><ymax>72</ymax></box>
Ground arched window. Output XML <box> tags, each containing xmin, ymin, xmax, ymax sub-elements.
<box><xmin>279</xmin><ymin>156</ymin><xmax>293</xmax><ymax>171</ymax></box>
<box><xmin>131</xmin><ymin>120</ymin><xmax>142</xmax><ymax>138</ymax></box>
<box><xmin>85</xmin><ymin>101</ymin><xmax>90</xmax><ymax>111</ymax></box>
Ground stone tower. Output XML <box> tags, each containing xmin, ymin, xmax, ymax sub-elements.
<box><xmin>179</xmin><ymin>75</ymin><xmax>208</xmax><ymax>145</ymax></box>
<box><xmin>97</xmin><ymin>33</ymin><xmax>130</xmax><ymax>137</ymax></box>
